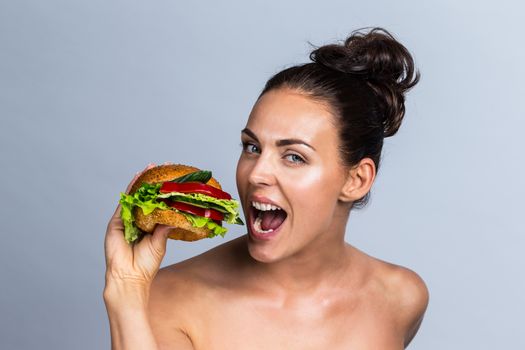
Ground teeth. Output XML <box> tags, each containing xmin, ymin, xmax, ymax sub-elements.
<box><xmin>253</xmin><ymin>213</ymin><xmax>274</xmax><ymax>234</ymax></box>
<box><xmin>251</xmin><ymin>201</ymin><xmax>282</xmax><ymax>211</ymax></box>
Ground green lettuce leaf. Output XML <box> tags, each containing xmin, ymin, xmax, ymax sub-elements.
<box><xmin>120</xmin><ymin>198</ymin><xmax>142</xmax><ymax>243</ymax></box>
<box><xmin>119</xmin><ymin>183</ymin><xmax>169</xmax><ymax>243</ymax></box>
<box><xmin>180</xmin><ymin>213</ymin><xmax>227</xmax><ymax>237</ymax></box>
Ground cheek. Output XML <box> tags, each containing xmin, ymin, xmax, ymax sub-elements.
<box><xmin>235</xmin><ymin>156</ymin><xmax>250</xmax><ymax>194</ymax></box>
<box><xmin>284</xmin><ymin>165</ymin><xmax>342</xmax><ymax>217</ymax></box>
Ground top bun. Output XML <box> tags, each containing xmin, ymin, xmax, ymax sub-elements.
<box><xmin>129</xmin><ymin>164</ymin><xmax>223</xmax><ymax>241</ymax></box>
<box><xmin>129</xmin><ymin>164</ymin><xmax>221</xmax><ymax>195</ymax></box>
<box><xmin>310</xmin><ymin>27</ymin><xmax>419</xmax><ymax>137</ymax></box>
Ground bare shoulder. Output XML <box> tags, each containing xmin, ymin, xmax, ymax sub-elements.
<box><xmin>147</xmin><ymin>261</ymin><xmax>200</xmax><ymax>349</ymax></box>
<box><xmin>150</xmin><ymin>237</ymin><xmax>242</xmax><ymax>319</ymax></box>
<box><xmin>350</xmin><ymin>247</ymin><xmax>429</xmax><ymax>346</ymax></box>
<box><xmin>148</xmin><ymin>236</ymin><xmax>245</xmax><ymax>344</ymax></box>
<box><xmin>150</xmin><ymin>235</ymin><xmax>244</xmax><ymax>303</ymax></box>
<box><xmin>369</xmin><ymin>255</ymin><xmax>429</xmax><ymax>345</ymax></box>
<box><xmin>382</xmin><ymin>263</ymin><xmax>429</xmax><ymax>319</ymax></box>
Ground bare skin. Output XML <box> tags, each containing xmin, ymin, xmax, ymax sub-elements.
<box><xmin>104</xmin><ymin>88</ymin><xmax>429</xmax><ymax>349</ymax></box>
<box><xmin>149</xmin><ymin>237</ymin><xmax>428</xmax><ymax>350</ymax></box>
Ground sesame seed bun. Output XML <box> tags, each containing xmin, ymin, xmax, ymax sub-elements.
<box><xmin>129</xmin><ymin>164</ymin><xmax>223</xmax><ymax>241</ymax></box>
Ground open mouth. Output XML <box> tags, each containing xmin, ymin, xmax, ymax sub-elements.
<box><xmin>249</xmin><ymin>201</ymin><xmax>288</xmax><ymax>237</ymax></box>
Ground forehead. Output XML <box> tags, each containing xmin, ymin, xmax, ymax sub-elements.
<box><xmin>246</xmin><ymin>89</ymin><xmax>338</xmax><ymax>143</ymax></box>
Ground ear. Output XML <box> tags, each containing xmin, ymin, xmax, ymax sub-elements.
<box><xmin>338</xmin><ymin>158</ymin><xmax>376</xmax><ymax>203</ymax></box>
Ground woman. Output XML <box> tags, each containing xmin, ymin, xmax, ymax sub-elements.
<box><xmin>104</xmin><ymin>28</ymin><xmax>429</xmax><ymax>349</ymax></box>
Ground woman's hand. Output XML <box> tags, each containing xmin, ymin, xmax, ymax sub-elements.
<box><xmin>103</xmin><ymin>164</ymin><xmax>182</xmax><ymax>350</ymax></box>
<box><xmin>103</xmin><ymin>164</ymin><xmax>171</xmax><ymax>304</ymax></box>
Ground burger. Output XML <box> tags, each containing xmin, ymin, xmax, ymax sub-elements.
<box><xmin>119</xmin><ymin>164</ymin><xmax>244</xmax><ymax>243</ymax></box>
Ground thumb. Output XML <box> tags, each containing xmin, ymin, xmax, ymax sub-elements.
<box><xmin>150</xmin><ymin>224</ymin><xmax>170</xmax><ymax>257</ymax></box>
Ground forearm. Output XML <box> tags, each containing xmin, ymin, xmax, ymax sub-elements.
<box><xmin>104</xmin><ymin>281</ymin><xmax>159</xmax><ymax>350</ymax></box>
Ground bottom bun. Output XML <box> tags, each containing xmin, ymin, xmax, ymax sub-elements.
<box><xmin>134</xmin><ymin>207</ymin><xmax>211</xmax><ymax>241</ymax></box>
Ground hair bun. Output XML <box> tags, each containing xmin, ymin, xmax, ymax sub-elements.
<box><xmin>310</xmin><ymin>27</ymin><xmax>420</xmax><ymax>137</ymax></box>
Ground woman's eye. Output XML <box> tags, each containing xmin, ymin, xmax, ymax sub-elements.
<box><xmin>284</xmin><ymin>153</ymin><xmax>305</xmax><ymax>164</ymax></box>
<box><xmin>241</xmin><ymin>141</ymin><xmax>260</xmax><ymax>154</ymax></box>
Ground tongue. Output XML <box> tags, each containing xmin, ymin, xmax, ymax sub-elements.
<box><xmin>260</xmin><ymin>210</ymin><xmax>287</xmax><ymax>231</ymax></box>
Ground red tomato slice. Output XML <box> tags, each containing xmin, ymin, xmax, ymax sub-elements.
<box><xmin>160</xmin><ymin>182</ymin><xmax>232</xmax><ymax>200</ymax></box>
<box><xmin>165</xmin><ymin>200</ymin><xmax>225</xmax><ymax>221</ymax></box>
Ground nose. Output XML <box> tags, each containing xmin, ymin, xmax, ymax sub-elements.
<box><xmin>248</xmin><ymin>153</ymin><xmax>276</xmax><ymax>187</ymax></box>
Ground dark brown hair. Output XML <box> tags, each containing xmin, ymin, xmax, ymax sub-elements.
<box><xmin>259</xmin><ymin>27</ymin><xmax>419</xmax><ymax>208</ymax></box>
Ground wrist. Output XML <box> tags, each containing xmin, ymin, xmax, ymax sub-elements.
<box><xmin>103</xmin><ymin>277</ymin><xmax>150</xmax><ymax>310</ymax></box>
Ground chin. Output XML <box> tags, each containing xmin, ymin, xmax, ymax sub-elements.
<box><xmin>246</xmin><ymin>237</ymin><xmax>285</xmax><ymax>264</ymax></box>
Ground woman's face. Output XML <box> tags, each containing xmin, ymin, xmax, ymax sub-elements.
<box><xmin>236</xmin><ymin>88</ymin><xmax>351</xmax><ymax>263</ymax></box>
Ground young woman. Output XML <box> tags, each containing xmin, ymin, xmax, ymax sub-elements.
<box><xmin>104</xmin><ymin>28</ymin><xmax>429</xmax><ymax>349</ymax></box>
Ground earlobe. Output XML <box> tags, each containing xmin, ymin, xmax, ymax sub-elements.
<box><xmin>338</xmin><ymin>158</ymin><xmax>376</xmax><ymax>202</ymax></box>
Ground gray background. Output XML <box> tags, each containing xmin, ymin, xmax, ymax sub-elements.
<box><xmin>1</xmin><ymin>0</ymin><xmax>524</xmax><ymax>349</ymax></box>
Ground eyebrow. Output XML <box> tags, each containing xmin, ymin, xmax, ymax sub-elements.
<box><xmin>241</xmin><ymin>128</ymin><xmax>316</xmax><ymax>151</ymax></box>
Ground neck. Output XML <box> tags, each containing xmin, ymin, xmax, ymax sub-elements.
<box><xmin>244</xmin><ymin>218</ymin><xmax>353</xmax><ymax>295</ymax></box>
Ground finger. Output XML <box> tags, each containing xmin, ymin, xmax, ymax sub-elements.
<box><xmin>125</xmin><ymin>163</ymin><xmax>157</xmax><ymax>194</ymax></box>
<box><xmin>104</xmin><ymin>205</ymin><xmax>129</xmax><ymax>264</ymax></box>
<box><xmin>111</xmin><ymin>203</ymin><xmax>122</xmax><ymax>219</ymax></box>
<box><xmin>106</xmin><ymin>204</ymin><xmax>124</xmax><ymax>237</ymax></box>
<box><xmin>150</xmin><ymin>224</ymin><xmax>170</xmax><ymax>256</ymax></box>
<box><xmin>125</xmin><ymin>172</ymin><xmax>141</xmax><ymax>194</ymax></box>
